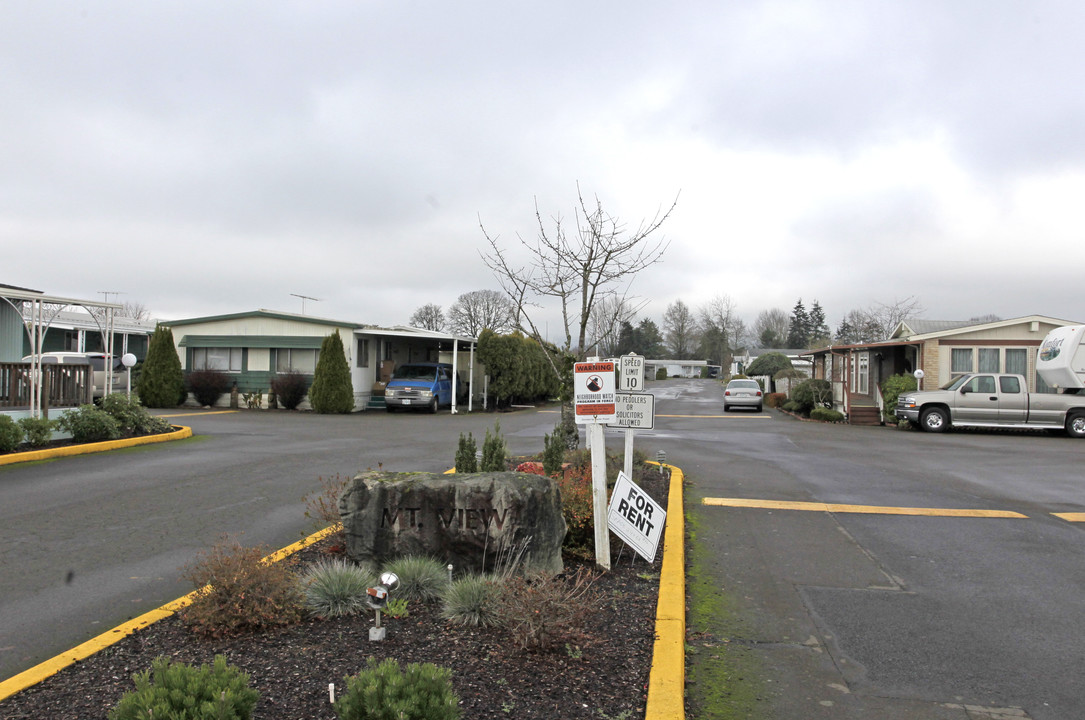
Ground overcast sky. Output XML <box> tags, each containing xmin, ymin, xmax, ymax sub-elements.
<box><xmin>4</xmin><ymin>1</ymin><xmax>1084</xmax><ymax>338</ymax></box>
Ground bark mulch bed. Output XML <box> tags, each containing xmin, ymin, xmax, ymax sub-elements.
<box><xmin>0</xmin><ymin>472</ymin><xmax>668</xmax><ymax>720</ymax></box>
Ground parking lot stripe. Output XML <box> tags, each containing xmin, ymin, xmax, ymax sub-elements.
<box><xmin>703</xmin><ymin>497</ymin><xmax>1027</xmax><ymax>518</ymax></box>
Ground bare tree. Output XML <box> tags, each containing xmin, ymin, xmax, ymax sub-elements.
<box><xmin>663</xmin><ymin>299</ymin><xmax>697</xmax><ymax>358</ymax></box>
<box><xmin>587</xmin><ymin>293</ymin><xmax>642</xmax><ymax>358</ymax></box>
<box><xmin>480</xmin><ymin>185</ymin><xmax>677</xmax><ymax>363</ymax></box>
<box><xmin>447</xmin><ymin>289</ymin><xmax>516</xmax><ymax>336</ymax></box>
<box><xmin>121</xmin><ymin>301</ymin><xmax>151</xmax><ymax>320</ymax></box>
<box><xmin>409</xmin><ymin>303</ymin><xmax>445</xmax><ymax>331</ymax></box>
<box><xmin>837</xmin><ymin>296</ymin><xmax>924</xmax><ymax>343</ymax></box>
<box><xmin>753</xmin><ymin>308</ymin><xmax>790</xmax><ymax>348</ymax></box>
<box><xmin>697</xmin><ymin>295</ymin><xmax>740</xmax><ymax>366</ymax></box>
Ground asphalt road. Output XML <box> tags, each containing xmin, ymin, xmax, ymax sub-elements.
<box><xmin>653</xmin><ymin>379</ymin><xmax>1085</xmax><ymax>720</ymax></box>
<box><xmin>4</xmin><ymin>380</ymin><xmax>1085</xmax><ymax>720</ymax></box>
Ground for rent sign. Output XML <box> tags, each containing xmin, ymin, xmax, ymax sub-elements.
<box><xmin>607</xmin><ymin>471</ymin><xmax>666</xmax><ymax>562</ymax></box>
<box><xmin>573</xmin><ymin>361</ymin><xmax>616</xmax><ymax>424</ymax></box>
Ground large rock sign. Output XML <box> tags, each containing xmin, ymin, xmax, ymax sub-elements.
<box><xmin>339</xmin><ymin>471</ymin><xmax>567</xmax><ymax>574</ymax></box>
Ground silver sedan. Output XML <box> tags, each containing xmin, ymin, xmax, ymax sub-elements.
<box><xmin>723</xmin><ymin>378</ymin><xmax>763</xmax><ymax>412</ymax></box>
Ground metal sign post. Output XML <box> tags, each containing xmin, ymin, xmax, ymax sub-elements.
<box><xmin>574</xmin><ymin>360</ymin><xmax>616</xmax><ymax>570</ymax></box>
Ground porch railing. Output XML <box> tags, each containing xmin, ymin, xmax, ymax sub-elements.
<box><xmin>0</xmin><ymin>362</ymin><xmax>94</xmax><ymax>413</ymax></box>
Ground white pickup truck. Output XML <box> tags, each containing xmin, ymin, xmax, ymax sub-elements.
<box><xmin>897</xmin><ymin>325</ymin><xmax>1085</xmax><ymax>437</ymax></box>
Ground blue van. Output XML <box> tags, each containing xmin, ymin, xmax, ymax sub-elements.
<box><xmin>383</xmin><ymin>362</ymin><xmax>457</xmax><ymax>413</ymax></box>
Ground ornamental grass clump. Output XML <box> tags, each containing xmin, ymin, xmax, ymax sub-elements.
<box><xmin>334</xmin><ymin>658</ymin><xmax>461</xmax><ymax>720</ymax></box>
<box><xmin>181</xmin><ymin>538</ymin><xmax>303</xmax><ymax>638</ymax></box>
<box><xmin>109</xmin><ymin>654</ymin><xmax>258</xmax><ymax>720</ymax></box>
<box><xmin>440</xmin><ymin>574</ymin><xmax>500</xmax><ymax>627</ymax></box>
<box><xmin>301</xmin><ymin>558</ymin><xmax>376</xmax><ymax>618</ymax></box>
<box><xmin>381</xmin><ymin>555</ymin><xmax>448</xmax><ymax>602</ymax></box>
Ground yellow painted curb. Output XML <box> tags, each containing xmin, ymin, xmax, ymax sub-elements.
<box><xmin>646</xmin><ymin>463</ymin><xmax>685</xmax><ymax>720</ymax></box>
<box><xmin>703</xmin><ymin>496</ymin><xmax>1027</xmax><ymax>518</ymax></box>
<box><xmin>0</xmin><ymin>425</ymin><xmax>193</xmax><ymax>467</ymax></box>
<box><xmin>0</xmin><ymin>524</ymin><xmax>342</xmax><ymax>702</ymax></box>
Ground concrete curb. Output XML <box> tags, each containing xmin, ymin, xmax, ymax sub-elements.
<box><xmin>645</xmin><ymin>463</ymin><xmax>686</xmax><ymax>720</ymax></box>
<box><xmin>0</xmin><ymin>525</ymin><xmax>341</xmax><ymax>702</ymax></box>
<box><xmin>0</xmin><ymin>425</ymin><xmax>193</xmax><ymax>467</ymax></box>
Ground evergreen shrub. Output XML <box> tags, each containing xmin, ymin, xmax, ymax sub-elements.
<box><xmin>334</xmin><ymin>658</ymin><xmax>461</xmax><ymax>720</ymax></box>
<box><xmin>187</xmin><ymin>369</ymin><xmax>232</xmax><ymax>407</ymax></box>
<box><xmin>270</xmin><ymin>369</ymin><xmax>309</xmax><ymax>410</ymax></box>
<box><xmin>109</xmin><ymin>655</ymin><xmax>258</xmax><ymax>720</ymax></box>
<box><xmin>790</xmin><ymin>378</ymin><xmax>832</xmax><ymax>415</ymax></box>
<box><xmin>542</xmin><ymin>426</ymin><xmax>565</xmax><ymax>476</ymax></box>
<box><xmin>55</xmin><ymin>405</ymin><xmax>122</xmax><ymax>443</ymax></box>
<box><xmin>655</xmin><ymin>367</ymin><xmax>667</xmax><ymax>380</ymax></box>
<box><xmin>138</xmin><ymin>325</ymin><xmax>185</xmax><ymax>408</ymax></box>
<box><xmin>17</xmin><ymin>416</ymin><xmax>54</xmax><ymax>447</ymax></box>
<box><xmin>0</xmin><ymin>415</ymin><xmax>22</xmax><ymax>453</ymax></box>
<box><xmin>880</xmin><ymin>373</ymin><xmax>918</xmax><ymax>421</ymax></box>
<box><xmin>99</xmin><ymin>393</ymin><xmax>172</xmax><ymax>435</ymax></box>
<box><xmin>455</xmin><ymin>432</ymin><xmax>477</xmax><ymax>473</ymax></box>
<box><xmin>309</xmin><ymin>333</ymin><xmax>354</xmax><ymax>413</ymax></box>
<box><xmin>810</xmin><ymin>407</ymin><xmax>845</xmax><ymax>422</ymax></box>
<box><xmin>480</xmin><ymin>422</ymin><xmax>507</xmax><ymax>472</ymax></box>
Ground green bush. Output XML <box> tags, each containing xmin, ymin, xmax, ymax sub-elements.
<box><xmin>109</xmin><ymin>655</ymin><xmax>258</xmax><ymax>720</ymax></box>
<box><xmin>480</xmin><ymin>422</ymin><xmax>506</xmax><ymax>472</ymax></box>
<box><xmin>455</xmin><ymin>432</ymin><xmax>477</xmax><ymax>473</ymax></box>
<box><xmin>187</xmin><ymin>368</ymin><xmax>232</xmax><ymax>407</ymax></box>
<box><xmin>301</xmin><ymin>558</ymin><xmax>376</xmax><ymax>618</ymax></box>
<box><xmin>655</xmin><ymin>367</ymin><xmax>667</xmax><ymax>380</ymax></box>
<box><xmin>381</xmin><ymin>555</ymin><xmax>448</xmax><ymax>603</ymax></box>
<box><xmin>0</xmin><ymin>415</ymin><xmax>22</xmax><ymax>453</ymax></box>
<box><xmin>181</xmin><ymin>538</ymin><xmax>303</xmax><ymax>638</ymax></box>
<box><xmin>782</xmin><ymin>400</ymin><xmax>800</xmax><ymax>413</ymax></box>
<box><xmin>55</xmin><ymin>405</ymin><xmax>122</xmax><ymax>443</ymax></box>
<box><xmin>542</xmin><ymin>425</ymin><xmax>565</xmax><ymax>476</ymax></box>
<box><xmin>334</xmin><ymin>658</ymin><xmax>461</xmax><ymax>720</ymax></box>
<box><xmin>441</xmin><ymin>575</ymin><xmax>499</xmax><ymax>627</ymax></box>
<box><xmin>17</xmin><ymin>416</ymin><xmax>54</xmax><ymax>448</ymax></box>
<box><xmin>476</xmin><ymin>329</ymin><xmax>563</xmax><ymax>407</ymax></box>
<box><xmin>309</xmin><ymin>332</ymin><xmax>354</xmax><ymax>413</ymax></box>
<box><xmin>880</xmin><ymin>373</ymin><xmax>918</xmax><ymax>421</ymax></box>
<box><xmin>98</xmin><ymin>393</ymin><xmax>172</xmax><ymax>435</ymax></box>
<box><xmin>790</xmin><ymin>378</ymin><xmax>832</xmax><ymax>415</ymax></box>
<box><xmin>810</xmin><ymin>407</ymin><xmax>845</xmax><ymax>422</ymax></box>
<box><xmin>270</xmin><ymin>369</ymin><xmax>309</xmax><ymax>410</ymax></box>
<box><xmin>139</xmin><ymin>325</ymin><xmax>185</xmax><ymax>408</ymax></box>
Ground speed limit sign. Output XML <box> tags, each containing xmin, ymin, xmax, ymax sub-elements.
<box><xmin>619</xmin><ymin>354</ymin><xmax>645</xmax><ymax>391</ymax></box>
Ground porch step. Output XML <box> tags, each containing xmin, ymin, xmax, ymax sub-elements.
<box><xmin>366</xmin><ymin>396</ymin><xmax>386</xmax><ymax>410</ymax></box>
<box><xmin>848</xmin><ymin>405</ymin><xmax>882</xmax><ymax>426</ymax></box>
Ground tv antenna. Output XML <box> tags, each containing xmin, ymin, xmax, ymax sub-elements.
<box><xmin>290</xmin><ymin>293</ymin><xmax>322</xmax><ymax>315</ymax></box>
<box><xmin>98</xmin><ymin>291</ymin><xmax>126</xmax><ymax>305</ymax></box>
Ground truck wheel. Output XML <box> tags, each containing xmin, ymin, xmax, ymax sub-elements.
<box><xmin>429</xmin><ymin>396</ymin><xmax>439</xmax><ymax>414</ymax></box>
<box><xmin>1066</xmin><ymin>412</ymin><xmax>1085</xmax><ymax>438</ymax></box>
<box><xmin>920</xmin><ymin>407</ymin><xmax>949</xmax><ymax>433</ymax></box>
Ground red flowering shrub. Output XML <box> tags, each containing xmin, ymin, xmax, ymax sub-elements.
<box><xmin>515</xmin><ymin>461</ymin><xmax>546</xmax><ymax>475</ymax></box>
<box><xmin>556</xmin><ymin>466</ymin><xmax>595</xmax><ymax>553</ymax></box>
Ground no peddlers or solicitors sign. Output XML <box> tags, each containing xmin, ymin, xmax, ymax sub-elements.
<box><xmin>573</xmin><ymin>361</ymin><xmax>616</xmax><ymax>424</ymax></box>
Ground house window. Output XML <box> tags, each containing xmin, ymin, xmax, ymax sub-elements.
<box><xmin>356</xmin><ymin>339</ymin><xmax>370</xmax><ymax>368</ymax></box>
<box><xmin>193</xmin><ymin>347</ymin><xmax>242</xmax><ymax>372</ymax></box>
<box><xmin>276</xmin><ymin>349</ymin><xmax>319</xmax><ymax>373</ymax></box>
<box><xmin>978</xmin><ymin>348</ymin><xmax>1000</xmax><ymax>373</ymax></box>
<box><xmin>1005</xmin><ymin>348</ymin><xmax>1027</xmax><ymax>377</ymax></box>
<box><xmin>951</xmin><ymin>348</ymin><xmax>973</xmax><ymax>374</ymax></box>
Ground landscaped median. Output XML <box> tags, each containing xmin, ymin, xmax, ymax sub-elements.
<box><xmin>0</xmin><ymin>424</ymin><xmax>192</xmax><ymax>466</ymax></box>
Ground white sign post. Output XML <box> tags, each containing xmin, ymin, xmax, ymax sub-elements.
<box><xmin>607</xmin><ymin>471</ymin><xmax>666</xmax><ymax>563</ymax></box>
<box><xmin>574</xmin><ymin>360</ymin><xmax>616</xmax><ymax>570</ymax></box>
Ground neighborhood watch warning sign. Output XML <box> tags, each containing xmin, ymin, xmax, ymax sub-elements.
<box><xmin>573</xmin><ymin>361</ymin><xmax>616</xmax><ymax>424</ymax></box>
<box><xmin>607</xmin><ymin>471</ymin><xmax>666</xmax><ymax>562</ymax></box>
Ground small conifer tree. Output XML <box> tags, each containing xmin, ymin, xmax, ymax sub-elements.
<box><xmin>138</xmin><ymin>325</ymin><xmax>185</xmax><ymax>408</ymax></box>
<box><xmin>308</xmin><ymin>332</ymin><xmax>354</xmax><ymax>413</ymax></box>
<box><xmin>480</xmin><ymin>422</ymin><xmax>507</xmax><ymax>472</ymax></box>
<box><xmin>455</xmin><ymin>432</ymin><xmax>478</xmax><ymax>473</ymax></box>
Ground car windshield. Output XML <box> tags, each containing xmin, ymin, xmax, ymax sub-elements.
<box><xmin>392</xmin><ymin>365</ymin><xmax>437</xmax><ymax>381</ymax></box>
<box><xmin>941</xmin><ymin>376</ymin><xmax>968</xmax><ymax>391</ymax></box>
<box><xmin>727</xmin><ymin>380</ymin><xmax>760</xmax><ymax>390</ymax></box>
